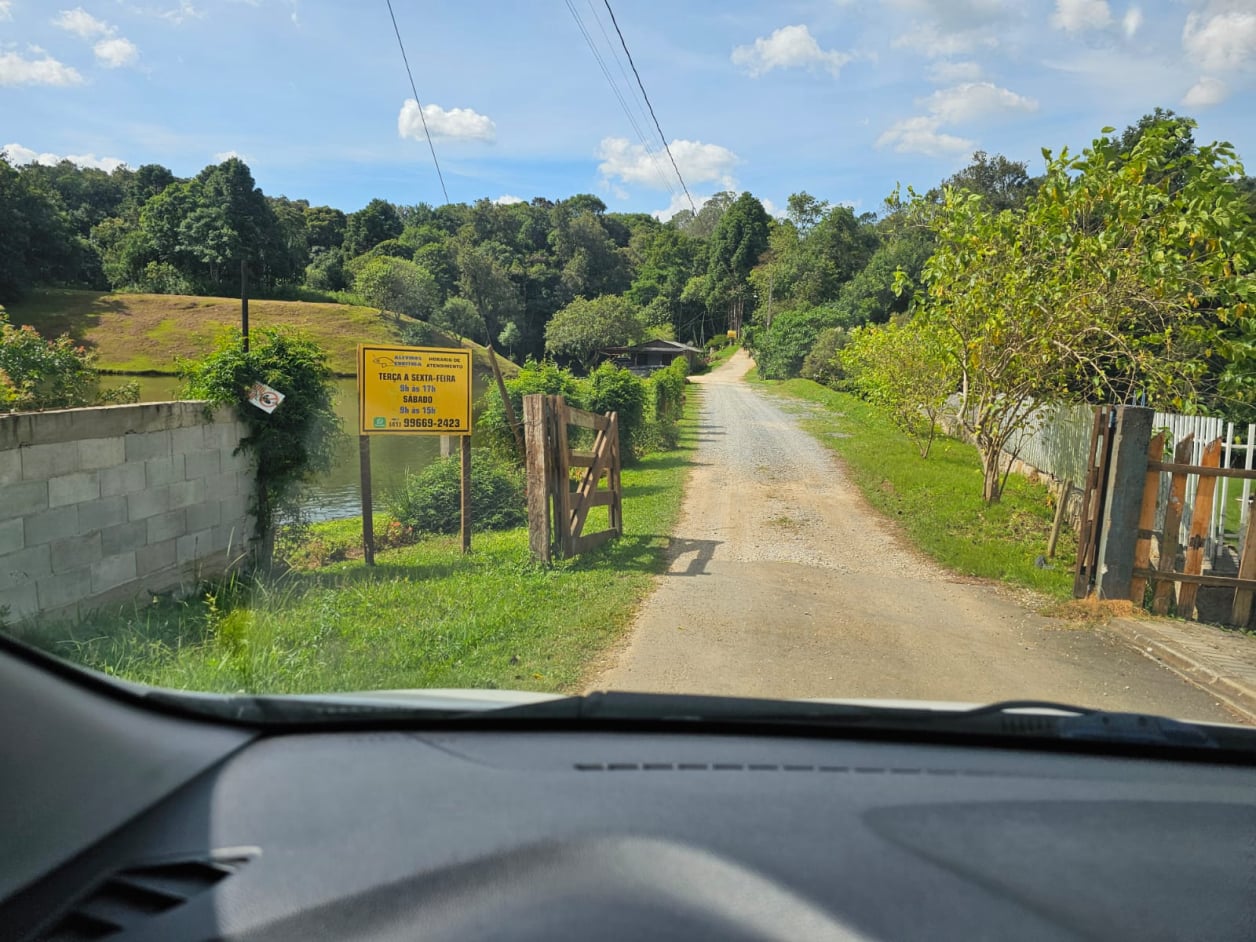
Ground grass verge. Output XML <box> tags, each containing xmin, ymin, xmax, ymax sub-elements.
<box><xmin>752</xmin><ymin>375</ymin><xmax>1076</xmax><ymax>599</ymax></box>
<box><xmin>22</xmin><ymin>393</ymin><xmax>701</xmax><ymax>695</ymax></box>
<box><xmin>6</xmin><ymin>288</ymin><xmax>509</xmax><ymax>376</ymax></box>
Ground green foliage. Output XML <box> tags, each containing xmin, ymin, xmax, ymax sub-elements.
<box><xmin>0</xmin><ymin>308</ymin><xmax>138</xmax><ymax>412</ymax></box>
<box><xmin>752</xmin><ymin>305</ymin><xmax>844</xmax><ymax>380</ymax></box>
<box><xmin>180</xmin><ymin>327</ymin><xmax>342</xmax><ymax>565</ymax></box>
<box><xmin>647</xmin><ymin>355</ymin><xmax>688</xmax><ymax>423</ymax></box>
<box><xmin>388</xmin><ymin>453</ymin><xmax>526</xmax><ymax>535</ymax></box>
<box><xmin>840</xmin><ymin>321</ymin><xmax>956</xmax><ymax>458</ymax></box>
<box><xmin>432</xmin><ymin>296</ymin><xmax>486</xmax><ymax>342</ymax></box>
<box><xmin>914</xmin><ymin>117</ymin><xmax>1256</xmax><ymax>501</ymax></box>
<box><xmin>479</xmin><ymin>359</ymin><xmax>586</xmax><ymax>458</ymax></box>
<box><xmin>544</xmin><ymin>295</ymin><xmax>646</xmax><ymax>370</ymax></box>
<box><xmin>586</xmin><ymin>362</ymin><xmax>647</xmax><ymax>457</ymax></box>
<box><xmin>353</xmin><ymin>256</ymin><xmax>440</xmax><ymax>323</ymax></box>
<box><xmin>800</xmin><ymin>326</ymin><xmax>850</xmax><ymax>388</ymax></box>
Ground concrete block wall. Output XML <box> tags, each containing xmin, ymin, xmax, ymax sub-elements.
<box><xmin>0</xmin><ymin>401</ymin><xmax>255</xmax><ymax>625</ymax></box>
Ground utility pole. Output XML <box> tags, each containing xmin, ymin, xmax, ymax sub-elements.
<box><xmin>240</xmin><ymin>257</ymin><xmax>250</xmax><ymax>353</ymax></box>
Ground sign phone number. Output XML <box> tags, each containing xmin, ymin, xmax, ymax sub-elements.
<box><xmin>356</xmin><ymin>344</ymin><xmax>472</xmax><ymax>435</ymax></box>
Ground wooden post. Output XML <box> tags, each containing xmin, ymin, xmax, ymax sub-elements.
<box><xmin>1231</xmin><ymin>497</ymin><xmax>1256</xmax><ymax>627</ymax></box>
<box><xmin>1129</xmin><ymin>434</ymin><xmax>1166</xmax><ymax>604</ymax></box>
<box><xmin>1177</xmin><ymin>437</ymin><xmax>1223</xmax><ymax>618</ymax></box>
<box><xmin>1046</xmin><ymin>479</ymin><xmax>1072</xmax><ymax>559</ymax></box>
<box><xmin>488</xmin><ymin>345</ymin><xmax>524</xmax><ymax>455</ymax></box>
<box><xmin>551</xmin><ymin>395</ymin><xmax>573</xmax><ymax>558</ymax></box>
<box><xmin>524</xmin><ymin>395</ymin><xmax>552</xmax><ymax>564</ymax></box>
<box><xmin>460</xmin><ymin>434</ymin><xmax>471</xmax><ymax>555</ymax></box>
<box><xmin>359</xmin><ymin>435</ymin><xmax>375</xmax><ymax>566</ymax></box>
<box><xmin>1152</xmin><ymin>435</ymin><xmax>1194</xmax><ymax>615</ymax></box>
<box><xmin>1096</xmin><ymin>406</ymin><xmax>1153</xmax><ymax>600</ymax></box>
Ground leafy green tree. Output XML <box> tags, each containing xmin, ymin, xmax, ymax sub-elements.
<box><xmin>343</xmin><ymin>198</ymin><xmax>403</xmax><ymax>257</ymax></box>
<box><xmin>752</xmin><ymin>305</ymin><xmax>842</xmax><ymax>380</ymax></box>
<box><xmin>497</xmin><ymin>322</ymin><xmax>522</xmax><ymax>359</ymax></box>
<box><xmin>304</xmin><ymin>205</ymin><xmax>346</xmax><ymax>251</ymax></box>
<box><xmin>840</xmin><ymin>321</ymin><xmax>955</xmax><ymax>458</ymax></box>
<box><xmin>432</xmin><ymin>296</ymin><xmax>486</xmax><ymax>342</ymax></box>
<box><xmin>353</xmin><ymin>256</ymin><xmax>440</xmax><ymax>322</ymax></box>
<box><xmin>939</xmin><ymin>151</ymin><xmax>1038</xmax><ymax>211</ymax></box>
<box><xmin>456</xmin><ymin>240</ymin><xmax>522</xmax><ymax>341</ymax></box>
<box><xmin>702</xmin><ymin>192</ymin><xmax>771</xmax><ymax>335</ymax></box>
<box><xmin>913</xmin><ymin>118</ymin><xmax>1255</xmax><ymax>501</ymax></box>
<box><xmin>544</xmin><ymin>295</ymin><xmax>646</xmax><ymax>370</ymax></box>
<box><xmin>787</xmin><ymin>191</ymin><xmax>829</xmax><ymax>236</ymax></box>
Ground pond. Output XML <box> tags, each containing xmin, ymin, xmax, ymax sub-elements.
<box><xmin>100</xmin><ymin>375</ymin><xmax>492</xmax><ymax>521</ymax></box>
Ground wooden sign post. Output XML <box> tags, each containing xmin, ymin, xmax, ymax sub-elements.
<box><xmin>356</xmin><ymin>344</ymin><xmax>475</xmax><ymax>560</ymax></box>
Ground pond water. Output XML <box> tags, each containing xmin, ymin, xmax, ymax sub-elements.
<box><xmin>101</xmin><ymin>375</ymin><xmax>491</xmax><ymax>521</ymax></box>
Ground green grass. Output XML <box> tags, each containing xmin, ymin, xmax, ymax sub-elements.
<box><xmin>21</xmin><ymin>394</ymin><xmax>702</xmax><ymax>695</ymax></box>
<box><xmin>5</xmin><ymin>288</ymin><xmax>511</xmax><ymax>377</ymax></box>
<box><xmin>754</xmin><ymin>376</ymin><xmax>1077</xmax><ymax>599</ymax></box>
<box><xmin>704</xmin><ymin>342</ymin><xmax>741</xmax><ymax>370</ymax></box>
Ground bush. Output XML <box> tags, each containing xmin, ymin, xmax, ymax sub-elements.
<box><xmin>647</xmin><ymin>356</ymin><xmax>688</xmax><ymax>423</ymax></box>
<box><xmin>388</xmin><ymin>453</ymin><xmax>526</xmax><ymax>535</ymax></box>
<box><xmin>0</xmin><ymin>309</ymin><xmax>139</xmax><ymax>412</ymax></box>
<box><xmin>754</xmin><ymin>305</ymin><xmax>845</xmax><ymax>380</ymax></box>
<box><xmin>586</xmin><ymin>362</ymin><xmax>646</xmax><ymax>458</ymax></box>
<box><xmin>800</xmin><ymin>327</ymin><xmax>851</xmax><ymax>388</ymax></box>
<box><xmin>479</xmin><ymin>359</ymin><xmax>586</xmax><ymax>459</ymax></box>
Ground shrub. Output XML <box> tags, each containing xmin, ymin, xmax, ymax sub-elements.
<box><xmin>586</xmin><ymin>362</ymin><xmax>646</xmax><ymax>458</ymax></box>
<box><xmin>180</xmin><ymin>327</ymin><xmax>342</xmax><ymax>567</ymax></box>
<box><xmin>647</xmin><ymin>356</ymin><xmax>687</xmax><ymax>423</ymax></box>
<box><xmin>0</xmin><ymin>308</ymin><xmax>139</xmax><ymax>412</ymax></box>
<box><xmin>388</xmin><ymin>453</ymin><xmax>526</xmax><ymax>535</ymax></box>
<box><xmin>754</xmin><ymin>305</ymin><xmax>845</xmax><ymax>380</ymax></box>
<box><xmin>479</xmin><ymin>359</ymin><xmax>586</xmax><ymax>459</ymax></box>
<box><xmin>800</xmin><ymin>327</ymin><xmax>851</xmax><ymax>388</ymax></box>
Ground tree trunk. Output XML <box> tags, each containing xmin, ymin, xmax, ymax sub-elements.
<box><xmin>980</xmin><ymin>446</ymin><xmax>1003</xmax><ymax>504</ymax></box>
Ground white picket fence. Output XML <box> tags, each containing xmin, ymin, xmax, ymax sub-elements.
<box><xmin>1002</xmin><ymin>403</ymin><xmax>1256</xmax><ymax>563</ymax></box>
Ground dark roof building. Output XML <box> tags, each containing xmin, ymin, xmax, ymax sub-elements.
<box><xmin>601</xmin><ymin>340</ymin><xmax>704</xmax><ymax>376</ymax></box>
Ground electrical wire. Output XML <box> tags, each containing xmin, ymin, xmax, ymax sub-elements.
<box><xmin>564</xmin><ymin>0</ymin><xmax>676</xmax><ymax>200</ymax></box>
<box><xmin>601</xmin><ymin>0</ymin><xmax>697</xmax><ymax>215</ymax></box>
<box><xmin>385</xmin><ymin>0</ymin><xmax>450</xmax><ymax>204</ymax></box>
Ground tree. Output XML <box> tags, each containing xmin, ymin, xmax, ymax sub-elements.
<box><xmin>353</xmin><ymin>256</ymin><xmax>440</xmax><ymax>322</ymax></box>
<box><xmin>787</xmin><ymin>191</ymin><xmax>829</xmax><ymax>236</ymax></box>
<box><xmin>497</xmin><ymin>321</ymin><xmax>522</xmax><ymax>359</ymax></box>
<box><xmin>456</xmin><ymin>240</ymin><xmax>521</xmax><ymax>341</ymax></box>
<box><xmin>544</xmin><ymin>295</ymin><xmax>647</xmax><ymax>370</ymax></box>
<box><xmin>840</xmin><ymin>321</ymin><xmax>955</xmax><ymax>458</ymax></box>
<box><xmin>432</xmin><ymin>296</ymin><xmax>486</xmax><ymax>342</ymax></box>
<box><xmin>940</xmin><ymin>151</ymin><xmax>1037</xmax><ymax>211</ymax></box>
<box><xmin>703</xmin><ymin>192</ymin><xmax>771</xmax><ymax>335</ymax></box>
<box><xmin>343</xmin><ymin>198</ymin><xmax>402</xmax><ymax>257</ymax></box>
<box><xmin>912</xmin><ymin>118</ymin><xmax>1255</xmax><ymax>502</ymax></box>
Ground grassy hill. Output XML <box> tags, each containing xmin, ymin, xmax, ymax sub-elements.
<box><xmin>5</xmin><ymin>289</ymin><xmax>513</xmax><ymax>377</ymax></box>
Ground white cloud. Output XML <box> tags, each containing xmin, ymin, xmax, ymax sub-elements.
<box><xmin>929</xmin><ymin>59</ymin><xmax>983</xmax><ymax>83</ymax></box>
<box><xmin>922</xmin><ymin>82</ymin><xmax>1038</xmax><ymax>123</ymax></box>
<box><xmin>888</xmin><ymin>0</ymin><xmax>1010</xmax><ymax>32</ymax></box>
<box><xmin>397</xmin><ymin>99</ymin><xmax>495</xmax><ymax>142</ymax></box>
<box><xmin>598</xmin><ymin>137</ymin><xmax>739</xmax><ymax>191</ymax></box>
<box><xmin>53</xmin><ymin>7</ymin><xmax>112</xmax><ymax>39</ymax></box>
<box><xmin>0</xmin><ymin>1</ymin><xmax>12</xmax><ymax>20</ymax></box>
<box><xmin>0</xmin><ymin>51</ymin><xmax>84</xmax><ymax>86</ymax></box>
<box><xmin>1051</xmin><ymin>0</ymin><xmax>1113</xmax><ymax>32</ymax></box>
<box><xmin>213</xmin><ymin>149</ymin><xmax>248</xmax><ymax>163</ymax></box>
<box><xmin>1182</xmin><ymin>75</ymin><xmax>1228</xmax><ymax>106</ymax></box>
<box><xmin>890</xmin><ymin>1</ymin><xmax>1008</xmax><ymax>57</ymax></box>
<box><xmin>1183</xmin><ymin>9</ymin><xmax>1256</xmax><ymax>73</ymax></box>
<box><xmin>94</xmin><ymin>37</ymin><xmax>139</xmax><ymax>68</ymax></box>
<box><xmin>876</xmin><ymin>116</ymin><xmax>974</xmax><ymax>157</ymax></box>
<box><xmin>158</xmin><ymin>1</ymin><xmax>204</xmax><ymax>25</ymax></box>
<box><xmin>893</xmin><ymin>26</ymin><xmax>997</xmax><ymax>58</ymax></box>
<box><xmin>1123</xmin><ymin>5</ymin><xmax>1143</xmax><ymax>38</ymax></box>
<box><xmin>493</xmin><ymin>194</ymin><xmax>524</xmax><ymax>205</ymax></box>
<box><xmin>2</xmin><ymin>142</ymin><xmax>126</xmax><ymax>172</ymax></box>
<box><xmin>760</xmin><ymin>197</ymin><xmax>783</xmax><ymax>219</ymax></box>
<box><xmin>731</xmin><ymin>24</ymin><xmax>853</xmax><ymax>78</ymax></box>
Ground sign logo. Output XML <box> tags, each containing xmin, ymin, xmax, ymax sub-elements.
<box><xmin>373</xmin><ymin>417</ymin><xmax>387</xmax><ymax>428</ymax></box>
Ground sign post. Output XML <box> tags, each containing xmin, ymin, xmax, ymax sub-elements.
<box><xmin>356</xmin><ymin>344</ymin><xmax>474</xmax><ymax>557</ymax></box>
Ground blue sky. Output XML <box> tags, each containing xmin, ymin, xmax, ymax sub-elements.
<box><xmin>2</xmin><ymin>0</ymin><xmax>1254</xmax><ymax>218</ymax></box>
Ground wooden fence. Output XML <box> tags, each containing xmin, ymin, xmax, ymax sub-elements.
<box><xmin>522</xmin><ymin>394</ymin><xmax>622</xmax><ymax>564</ymax></box>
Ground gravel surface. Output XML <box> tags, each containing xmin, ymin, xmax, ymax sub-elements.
<box><xmin>590</xmin><ymin>351</ymin><xmax>1242</xmax><ymax>723</ymax></box>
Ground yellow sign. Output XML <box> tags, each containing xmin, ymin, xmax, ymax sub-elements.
<box><xmin>356</xmin><ymin>344</ymin><xmax>472</xmax><ymax>435</ymax></box>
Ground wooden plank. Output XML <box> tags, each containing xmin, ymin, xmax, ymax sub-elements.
<box><xmin>1231</xmin><ymin>497</ymin><xmax>1256</xmax><ymax>626</ymax></box>
<box><xmin>569</xmin><ymin>418</ymin><xmax>614</xmax><ymax>540</ymax></box>
<box><xmin>609</xmin><ymin>411</ymin><xmax>623</xmax><ymax>536</ymax></box>
<box><xmin>566</xmin><ymin>408</ymin><xmax>609</xmax><ymax>431</ymax></box>
<box><xmin>523</xmin><ymin>395</ymin><xmax>551</xmax><ymax>564</ymax></box>
<box><xmin>583</xmin><ymin>489</ymin><xmax>616</xmax><ymax>508</ymax></box>
<box><xmin>1147</xmin><ymin>461</ymin><xmax>1256</xmax><ymax>480</ymax></box>
<box><xmin>1177</xmin><ymin>437</ymin><xmax>1222</xmax><ymax>617</ymax></box>
<box><xmin>487</xmin><ymin>345</ymin><xmax>524</xmax><ymax>454</ymax></box>
<box><xmin>1132</xmin><ymin>568</ymin><xmax>1256</xmax><ymax>590</ymax></box>
<box><xmin>1073</xmin><ymin>407</ymin><xmax>1106</xmax><ymax>597</ymax></box>
<box><xmin>1129</xmin><ymin>435</ymin><xmax>1166</xmax><ymax>603</ymax></box>
<box><xmin>1047</xmin><ymin>478</ymin><xmax>1072</xmax><ymax>559</ymax></box>
<box><xmin>460</xmin><ymin>435</ymin><xmax>471</xmax><ymax>555</ymax></box>
<box><xmin>359</xmin><ymin>434</ymin><xmax>375</xmax><ymax>567</ymax></box>
<box><xmin>1152</xmin><ymin>434</ymin><xmax>1194</xmax><ymax>615</ymax></box>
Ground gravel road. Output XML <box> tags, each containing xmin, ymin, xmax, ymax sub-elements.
<box><xmin>590</xmin><ymin>350</ymin><xmax>1241</xmax><ymax>723</ymax></box>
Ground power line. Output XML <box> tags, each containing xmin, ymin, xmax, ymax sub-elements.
<box><xmin>564</xmin><ymin>0</ymin><xmax>675</xmax><ymax>200</ymax></box>
<box><xmin>601</xmin><ymin>0</ymin><xmax>697</xmax><ymax>215</ymax></box>
<box><xmin>385</xmin><ymin>0</ymin><xmax>449</xmax><ymax>204</ymax></box>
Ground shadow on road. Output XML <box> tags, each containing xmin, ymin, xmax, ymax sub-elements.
<box><xmin>665</xmin><ymin>537</ymin><xmax>721</xmax><ymax>577</ymax></box>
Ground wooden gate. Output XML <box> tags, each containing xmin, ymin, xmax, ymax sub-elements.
<box><xmin>522</xmin><ymin>394</ymin><xmax>622</xmax><ymax>563</ymax></box>
<box><xmin>1073</xmin><ymin>405</ymin><xmax>1116</xmax><ymax>597</ymax></box>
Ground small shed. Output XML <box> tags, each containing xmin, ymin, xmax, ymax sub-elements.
<box><xmin>602</xmin><ymin>339</ymin><xmax>703</xmax><ymax>376</ymax></box>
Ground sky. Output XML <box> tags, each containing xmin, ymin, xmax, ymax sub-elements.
<box><xmin>2</xmin><ymin>0</ymin><xmax>1254</xmax><ymax>219</ymax></box>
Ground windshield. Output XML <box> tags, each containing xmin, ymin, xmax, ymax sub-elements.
<box><xmin>1</xmin><ymin>0</ymin><xmax>1254</xmax><ymax>734</ymax></box>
